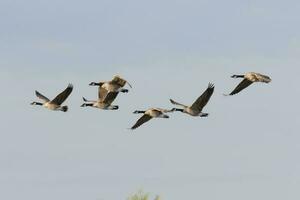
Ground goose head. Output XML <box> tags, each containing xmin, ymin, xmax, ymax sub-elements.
<box><xmin>133</xmin><ymin>110</ymin><xmax>145</xmax><ymax>114</ymax></box>
<box><xmin>31</xmin><ymin>102</ymin><xmax>43</xmax><ymax>106</ymax></box>
<box><xmin>89</xmin><ymin>82</ymin><xmax>104</xmax><ymax>86</ymax></box>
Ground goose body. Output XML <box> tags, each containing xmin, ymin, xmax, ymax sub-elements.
<box><xmin>81</xmin><ymin>85</ymin><xmax>119</xmax><ymax>110</ymax></box>
<box><xmin>131</xmin><ymin>108</ymin><xmax>173</xmax><ymax>130</ymax></box>
<box><xmin>80</xmin><ymin>95</ymin><xmax>119</xmax><ymax>110</ymax></box>
<box><xmin>227</xmin><ymin>72</ymin><xmax>271</xmax><ymax>95</ymax></box>
<box><xmin>83</xmin><ymin>75</ymin><xmax>132</xmax><ymax>110</ymax></box>
<box><xmin>89</xmin><ymin>75</ymin><xmax>132</xmax><ymax>94</ymax></box>
<box><xmin>31</xmin><ymin>84</ymin><xmax>73</xmax><ymax>112</ymax></box>
<box><xmin>170</xmin><ymin>83</ymin><xmax>214</xmax><ymax>117</ymax></box>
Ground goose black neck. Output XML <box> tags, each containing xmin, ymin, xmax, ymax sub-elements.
<box><xmin>174</xmin><ymin>108</ymin><xmax>184</xmax><ymax>112</ymax></box>
<box><xmin>32</xmin><ymin>102</ymin><xmax>43</xmax><ymax>106</ymax></box>
<box><xmin>81</xmin><ymin>103</ymin><xmax>93</xmax><ymax>107</ymax></box>
<box><xmin>89</xmin><ymin>82</ymin><xmax>101</xmax><ymax>86</ymax></box>
<box><xmin>135</xmin><ymin>110</ymin><xmax>145</xmax><ymax>114</ymax></box>
<box><xmin>232</xmin><ymin>75</ymin><xmax>244</xmax><ymax>78</ymax></box>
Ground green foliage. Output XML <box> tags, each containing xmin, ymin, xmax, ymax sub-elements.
<box><xmin>153</xmin><ymin>195</ymin><xmax>160</xmax><ymax>200</ymax></box>
<box><xmin>127</xmin><ymin>190</ymin><xmax>160</xmax><ymax>200</ymax></box>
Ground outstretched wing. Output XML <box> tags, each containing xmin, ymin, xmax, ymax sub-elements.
<box><xmin>190</xmin><ymin>83</ymin><xmax>214</xmax><ymax>112</ymax></box>
<box><xmin>98</xmin><ymin>86</ymin><xmax>109</xmax><ymax>101</ymax></box>
<box><xmin>51</xmin><ymin>84</ymin><xmax>73</xmax><ymax>105</ymax></box>
<box><xmin>131</xmin><ymin>114</ymin><xmax>152</xmax><ymax>130</ymax></box>
<box><xmin>102</xmin><ymin>92</ymin><xmax>119</xmax><ymax>105</ymax></box>
<box><xmin>111</xmin><ymin>75</ymin><xmax>127</xmax><ymax>87</ymax></box>
<box><xmin>169</xmin><ymin>99</ymin><xmax>187</xmax><ymax>108</ymax></box>
<box><xmin>154</xmin><ymin>108</ymin><xmax>174</xmax><ymax>113</ymax></box>
<box><xmin>228</xmin><ymin>79</ymin><xmax>253</xmax><ymax>95</ymax></box>
<box><xmin>35</xmin><ymin>91</ymin><xmax>50</xmax><ymax>103</ymax></box>
<box><xmin>254</xmin><ymin>73</ymin><xmax>272</xmax><ymax>83</ymax></box>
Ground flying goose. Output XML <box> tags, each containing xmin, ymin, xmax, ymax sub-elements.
<box><xmin>89</xmin><ymin>75</ymin><xmax>132</xmax><ymax>94</ymax></box>
<box><xmin>80</xmin><ymin>86</ymin><xmax>119</xmax><ymax>110</ymax></box>
<box><xmin>226</xmin><ymin>72</ymin><xmax>271</xmax><ymax>95</ymax></box>
<box><xmin>131</xmin><ymin>108</ymin><xmax>174</xmax><ymax>130</ymax></box>
<box><xmin>31</xmin><ymin>84</ymin><xmax>73</xmax><ymax>112</ymax></box>
<box><xmin>170</xmin><ymin>83</ymin><xmax>214</xmax><ymax>117</ymax></box>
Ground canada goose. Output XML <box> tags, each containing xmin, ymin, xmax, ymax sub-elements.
<box><xmin>226</xmin><ymin>72</ymin><xmax>271</xmax><ymax>95</ymax></box>
<box><xmin>31</xmin><ymin>84</ymin><xmax>73</xmax><ymax>112</ymax></box>
<box><xmin>131</xmin><ymin>108</ymin><xmax>173</xmax><ymax>130</ymax></box>
<box><xmin>170</xmin><ymin>83</ymin><xmax>214</xmax><ymax>117</ymax></box>
<box><xmin>89</xmin><ymin>75</ymin><xmax>132</xmax><ymax>94</ymax></box>
<box><xmin>80</xmin><ymin>87</ymin><xmax>119</xmax><ymax>110</ymax></box>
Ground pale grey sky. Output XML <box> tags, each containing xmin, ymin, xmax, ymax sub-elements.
<box><xmin>1</xmin><ymin>0</ymin><xmax>300</xmax><ymax>200</ymax></box>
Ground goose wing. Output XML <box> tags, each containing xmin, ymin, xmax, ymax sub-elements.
<box><xmin>154</xmin><ymin>108</ymin><xmax>174</xmax><ymax>113</ymax></box>
<box><xmin>50</xmin><ymin>84</ymin><xmax>73</xmax><ymax>105</ymax></box>
<box><xmin>190</xmin><ymin>83</ymin><xmax>214</xmax><ymax>112</ymax></box>
<box><xmin>254</xmin><ymin>73</ymin><xmax>272</xmax><ymax>83</ymax></box>
<box><xmin>102</xmin><ymin>92</ymin><xmax>119</xmax><ymax>105</ymax></box>
<box><xmin>169</xmin><ymin>99</ymin><xmax>187</xmax><ymax>108</ymax></box>
<box><xmin>111</xmin><ymin>75</ymin><xmax>127</xmax><ymax>87</ymax></box>
<box><xmin>35</xmin><ymin>91</ymin><xmax>50</xmax><ymax>103</ymax></box>
<box><xmin>131</xmin><ymin>114</ymin><xmax>153</xmax><ymax>130</ymax></box>
<box><xmin>228</xmin><ymin>79</ymin><xmax>253</xmax><ymax>95</ymax></box>
<box><xmin>98</xmin><ymin>86</ymin><xmax>109</xmax><ymax>101</ymax></box>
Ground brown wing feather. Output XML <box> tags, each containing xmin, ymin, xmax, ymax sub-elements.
<box><xmin>102</xmin><ymin>92</ymin><xmax>119</xmax><ymax>104</ymax></box>
<box><xmin>229</xmin><ymin>79</ymin><xmax>253</xmax><ymax>95</ymax></box>
<box><xmin>98</xmin><ymin>86</ymin><xmax>109</xmax><ymax>101</ymax></box>
<box><xmin>35</xmin><ymin>91</ymin><xmax>50</xmax><ymax>103</ymax></box>
<box><xmin>131</xmin><ymin>114</ymin><xmax>152</xmax><ymax>130</ymax></box>
<box><xmin>170</xmin><ymin>99</ymin><xmax>187</xmax><ymax>108</ymax></box>
<box><xmin>111</xmin><ymin>76</ymin><xmax>127</xmax><ymax>87</ymax></box>
<box><xmin>190</xmin><ymin>83</ymin><xmax>215</xmax><ymax>112</ymax></box>
<box><xmin>50</xmin><ymin>84</ymin><xmax>73</xmax><ymax>105</ymax></box>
